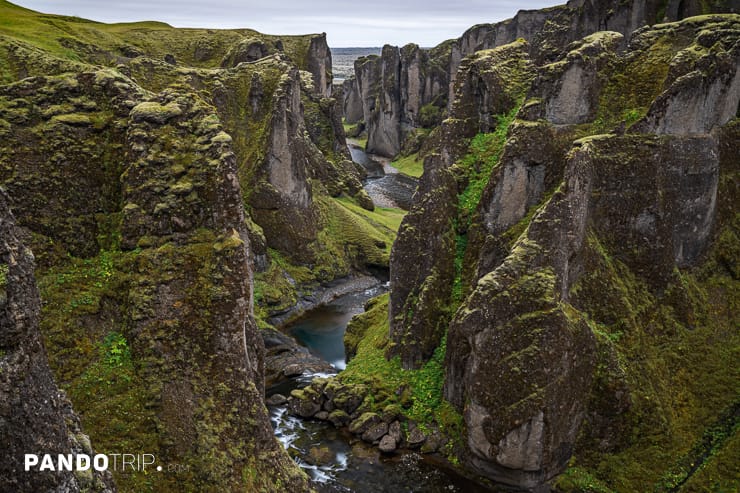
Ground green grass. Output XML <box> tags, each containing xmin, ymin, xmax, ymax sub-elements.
<box><xmin>391</xmin><ymin>152</ymin><xmax>424</xmax><ymax>178</ymax></box>
<box><xmin>253</xmin><ymin>196</ymin><xmax>405</xmax><ymax>321</ymax></box>
<box><xmin>340</xmin><ymin>294</ymin><xmax>463</xmax><ymax>457</ymax></box>
<box><xmin>333</xmin><ymin>196</ymin><xmax>406</xmax><ymax>232</ymax></box>
<box><xmin>0</xmin><ymin>0</ymin><xmax>319</xmax><ymax>71</ymax></box>
<box><xmin>457</xmin><ymin>104</ymin><xmax>519</xmax><ymax>226</ymax></box>
<box><xmin>342</xmin><ymin>121</ymin><xmax>358</xmax><ymax>134</ymax></box>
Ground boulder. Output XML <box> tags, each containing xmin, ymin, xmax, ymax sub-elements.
<box><xmin>328</xmin><ymin>409</ymin><xmax>351</xmax><ymax>428</ymax></box>
<box><xmin>379</xmin><ymin>435</ymin><xmax>398</xmax><ymax>453</ymax></box>
<box><xmin>362</xmin><ymin>422</ymin><xmax>389</xmax><ymax>443</ymax></box>
<box><xmin>349</xmin><ymin>412</ymin><xmax>382</xmax><ymax>435</ymax></box>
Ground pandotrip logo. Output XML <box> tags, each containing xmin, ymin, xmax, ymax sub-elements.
<box><xmin>24</xmin><ymin>454</ymin><xmax>161</xmax><ymax>473</ymax></box>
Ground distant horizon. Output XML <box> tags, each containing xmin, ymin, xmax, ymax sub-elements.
<box><xmin>11</xmin><ymin>0</ymin><xmax>557</xmax><ymax>47</ymax></box>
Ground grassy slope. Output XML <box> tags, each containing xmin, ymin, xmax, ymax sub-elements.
<box><xmin>391</xmin><ymin>153</ymin><xmax>424</xmax><ymax>178</ymax></box>
<box><xmin>253</xmin><ymin>196</ymin><xmax>406</xmax><ymax>321</ymax></box>
<box><xmin>0</xmin><ymin>0</ymin><xmax>314</xmax><ymax>69</ymax></box>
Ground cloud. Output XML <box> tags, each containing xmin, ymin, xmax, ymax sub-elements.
<box><xmin>12</xmin><ymin>0</ymin><xmax>557</xmax><ymax>46</ymax></box>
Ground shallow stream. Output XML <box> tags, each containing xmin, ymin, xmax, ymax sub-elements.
<box><xmin>348</xmin><ymin>141</ymin><xmax>417</xmax><ymax>210</ymax></box>
<box><xmin>267</xmin><ymin>288</ymin><xmax>494</xmax><ymax>492</ymax></box>
<box><xmin>265</xmin><ymin>141</ymin><xmax>495</xmax><ymax>492</ymax></box>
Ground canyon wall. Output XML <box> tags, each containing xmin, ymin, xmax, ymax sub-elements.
<box><xmin>0</xmin><ymin>4</ymin><xmax>374</xmax><ymax>490</ymax></box>
<box><xmin>387</xmin><ymin>12</ymin><xmax>739</xmax><ymax>491</ymax></box>
<box><xmin>343</xmin><ymin>0</ymin><xmax>737</xmax><ymax>157</ymax></box>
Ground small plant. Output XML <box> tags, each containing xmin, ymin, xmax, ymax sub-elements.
<box><xmin>419</xmin><ymin>103</ymin><xmax>442</xmax><ymax>128</ymax></box>
<box><xmin>0</xmin><ymin>263</ymin><xmax>8</xmax><ymax>289</ymax></box>
<box><xmin>101</xmin><ymin>332</ymin><xmax>131</xmax><ymax>369</ymax></box>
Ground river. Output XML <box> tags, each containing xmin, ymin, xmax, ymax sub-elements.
<box><xmin>266</xmin><ymin>143</ymin><xmax>496</xmax><ymax>492</ymax></box>
<box><xmin>267</xmin><ymin>288</ymin><xmax>494</xmax><ymax>493</ymax></box>
<box><xmin>347</xmin><ymin>140</ymin><xmax>418</xmax><ymax>210</ymax></box>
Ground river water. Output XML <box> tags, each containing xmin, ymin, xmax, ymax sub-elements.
<box><xmin>266</xmin><ymin>143</ymin><xmax>496</xmax><ymax>492</ymax></box>
<box><xmin>348</xmin><ymin>141</ymin><xmax>417</xmax><ymax>210</ymax></box>
<box><xmin>268</xmin><ymin>288</ymin><xmax>494</xmax><ymax>493</ymax></box>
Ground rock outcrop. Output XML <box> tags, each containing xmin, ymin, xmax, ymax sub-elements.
<box><xmin>0</xmin><ymin>190</ymin><xmax>115</xmax><ymax>493</ymax></box>
<box><xmin>387</xmin><ymin>155</ymin><xmax>457</xmax><ymax>368</ymax></box>
<box><xmin>307</xmin><ymin>33</ymin><xmax>333</xmax><ymax>97</ymax></box>
<box><xmin>0</xmin><ymin>67</ymin><xmax>312</xmax><ymax>491</ymax></box>
<box><xmin>383</xmin><ymin>12</ymin><xmax>739</xmax><ymax>491</ymax></box>
<box><xmin>343</xmin><ymin>0</ymin><xmax>736</xmax><ymax>159</ymax></box>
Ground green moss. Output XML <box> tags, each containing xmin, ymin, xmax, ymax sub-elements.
<box><xmin>679</xmin><ymin>422</ymin><xmax>740</xmax><ymax>493</ymax></box>
<box><xmin>50</xmin><ymin>112</ymin><xmax>92</xmax><ymax>126</ymax></box>
<box><xmin>419</xmin><ymin>103</ymin><xmax>442</xmax><ymax>128</ymax></box>
<box><xmin>450</xmin><ymin>232</ymin><xmax>467</xmax><ymax>305</ymax></box>
<box><xmin>130</xmin><ymin>101</ymin><xmax>183</xmax><ymax>124</ymax></box>
<box><xmin>341</xmin><ymin>293</ymin><xmax>464</xmax><ymax>458</ymax></box>
<box><xmin>564</xmin><ymin>223</ymin><xmax>740</xmax><ymax>492</ymax></box>
<box><xmin>333</xmin><ymin>196</ymin><xmax>405</xmax><ymax>232</ymax></box>
<box><xmin>591</xmin><ymin>30</ymin><xmax>677</xmax><ymax>133</ymax></box>
<box><xmin>456</xmin><ymin>104</ymin><xmax>519</xmax><ymax>227</ymax></box>
<box><xmin>316</xmin><ymin>195</ymin><xmax>398</xmax><ymax>270</ymax></box>
<box><xmin>555</xmin><ymin>467</ymin><xmax>616</xmax><ymax>493</ymax></box>
<box><xmin>0</xmin><ymin>262</ymin><xmax>7</xmax><ymax>290</ymax></box>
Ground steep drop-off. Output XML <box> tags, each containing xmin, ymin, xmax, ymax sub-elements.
<box><xmin>0</xmin><ymin>0</ymin><xmax>394</xmax><ymax>491</ymax></box>
<box><xmin>340</xmin><ymin>9</ymin><xmax>739</xmax><ymax>493</ymax></box>
<box><xmin>342</xmin><ymin>0</ymin><xmax>737</xmax><ymax>159</ymax></box>
<box><xmin>0</xmin><ymin>189</ymin><xmax>115</xmax><ymax>493</ymax></box>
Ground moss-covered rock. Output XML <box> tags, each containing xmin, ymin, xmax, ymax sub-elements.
<box><xmin>0</xmin><ymin>189</ymin><xmax>115</xmax><ymax>493</ymax></box>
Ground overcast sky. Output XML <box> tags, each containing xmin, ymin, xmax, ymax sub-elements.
<box><xmin>13</xmin><ymin>0</ymin><xmax>558</xmax><ymax>47</ymax></box>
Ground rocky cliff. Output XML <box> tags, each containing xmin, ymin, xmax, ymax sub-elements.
<box><xmin>342</xmin><ymin>0</ymin><xmax>737</xmax><ymax>158</ymax></box>
<box><xmin>0</xmin><ymin>65</ymin><xmax>313</xmax><ymax>490</ymax></box>
<box><xmin>0</xmin><ymin>0</ymin><xmax>392</xmax><ymax>490</ymax></box>
<box><xmin>0</xmin><ymin>190</ymin><xmax>115</xmax><ymax>493</ymax></box>
<box><xmin>376</xmin><ymin>11</ymin><xmax>739</xmax><ymax>493</ymax></box>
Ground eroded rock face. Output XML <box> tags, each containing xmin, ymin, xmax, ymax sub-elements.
<box><xmin>529</xmin><ymin>31</ymin><xmax>624</xmax><ymax>124</ymax></box>
<box><xmin>448</xmin><ymin>40</ymin><xmax>535</xmax><ymax>136</ymax></box>
<box><xmin>0</xmin><ymin>190</ymin><xmax>115</xmax><ymax>493</ymax></box>
<box><xmin>387</xmin><ymin>155</ymin><xmax>457</xmax><ymax>369</ymax></box>
<box><xmin>249</xmin><ymin>66</ymin><xmax>320</xmax><ymax>259</ymax></box>
<box><xmin>306</xmin><ymin>34</ymin><xmax>333</xmax><ymax>97</ymax></box>
<box><xmin>387</xmin><ymin>40</ymin><xmax>537</xmax><ymax>368</ymax></box>
<box><xmin>0</xmin><ymin>68</ymin><xmax>311</xmax><ymax>491</ymax></box>
<box><xmin>366</xmin><ymin>45</ymin><xmax>402</xmax><ymax>157</ymax></box>
<box><xmin>220</xmin><ymin>38</ymin><xmax>270</xmax><ymax>67</ymax></box>
<box><xmin>345</xmin><ymin>0</ymin><xmax>734</xmax><ymax>159</ymax></box>
<box><xmin>445</xmin><ymin>131</ymin><xmax>725</xmax><ymax>488</ymax></box>
<box><xmin>343</xmin><ymin>76</ymin><xmax>364</xmax><ymax>124</ymax></box>
<box><xmin>0</xmin><ymin>70</ymin><xmax>144</xmax><ymax>263</ymax></box>
<box><xmin>387</xmin><ymin>12</ymin><xmax>739</xmax><ymax>491</ymax></box>
<box><xmin>634</xmin><ymin>20</ymin><xmax>740</xmax><ymax>135</ymax></box>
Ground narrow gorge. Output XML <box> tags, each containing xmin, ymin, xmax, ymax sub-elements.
<box><xmin>0</xmin><ymin>0</ymin><xmax>738</xmax><ymax>492</ymax></box>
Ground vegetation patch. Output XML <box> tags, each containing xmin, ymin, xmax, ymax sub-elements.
<box><xmin>391</xmin><ymin>152</ymin><xmax>424</xmax><ymax>178</ymax></box>
<box><xmin>456</xmin><ymin>104</ymin><xmax>519</xmax><ymax>227</ymax></box>
<box><xmin>563</xmin><ymin>224</ymin><xmax>740</xmax><ymax>492</ymax></box>
<box><xmin>253</xmin><ymin>196</ymin><xmax>404</xmax><ymax>322</ymax></box>
<box><xmin>340</xmin><ymin>294</ymin><xmax>464</xmax><ymax>459</ymax></box>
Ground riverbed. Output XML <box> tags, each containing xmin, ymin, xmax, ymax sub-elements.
<box><xmin>347</xmin><ymin>140</ymin><xmax>417</xmax><ymax>210</ymax></box>
<box><xmin>264</xmin><ymin>139</ymin><xmax>496</xmax><ymax>492</ymax></box>
<box><xmin>268</xmin><ymin>287</ymin><xmax>495</xmax><ymax>493</ymax></box>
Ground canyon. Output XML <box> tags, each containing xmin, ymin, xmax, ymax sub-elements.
<box><xmin>0</xmin><ymin>0</ymin><xmax>738</xmax><ymax>492</ymax></box>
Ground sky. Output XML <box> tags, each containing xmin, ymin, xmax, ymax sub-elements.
<box><xmin>12</xmin><ymin>0</ymin><xmax>557</xmax><ymax>47</ymax></box>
